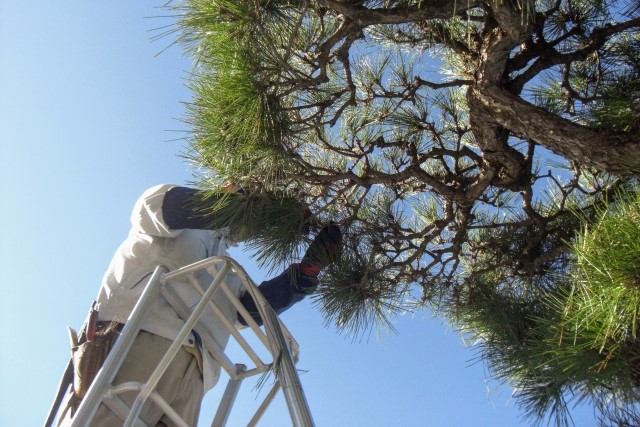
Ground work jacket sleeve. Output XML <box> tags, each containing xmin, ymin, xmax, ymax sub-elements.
<box><xmin>238</xmin><ymin>265</ymin><xmax>317</xmax><ymax>326</ymax></box>
<box><xmin>131</xmin><ymin>184</ymin><xmax>211</xmax><ymax>236</ymax></box>
<box><xmin>134</xmin><ymin>185</ymin><xmax>307</xmax><ymax>326</ymax></box>
<box><xmin>130</xmin><ymin>184</ymin><xmax>184</xmax><ymax>237</ymax></box>
<box><xmin>161</xmin><ymin>186</ymin><xmax>213</xmax><ymax>230</ymax></box>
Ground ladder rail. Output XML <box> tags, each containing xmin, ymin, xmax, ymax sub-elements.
<box><xmin>123</xmin><ymin>263</ymin><xmax>231</xmax><ymax>426</ymax></box>
<box><xmin>160</xmin><ymin>285</ymin><xmax>239</xmax><ymax>377</ymax></box>
<box><xmin>69</xmin><ymin>265</ymin><xmax>168</xmax><ymax>427</ymax></box>
<box><xmin>184</xmin><ymin>273</ymin><xmax>269</xmax><ymax>370</ymax></box>
<box><xmin>247</xmin><ymin>380</ymin><xmax>282</xmax><ymax>427</ymax></box>
<box><xmin>258</xmin><ymin>303</ymin><xmax>315</xmax><ymax>427</ymax></box>
<box><xmin>210</xmin><ymin>364</ymin><xmax>247</xmax><ymax>427</ymax></box>
<box><xmin>201</xmin><ymin>256</ymin><xmax>314</xmax><ymax>427</ymax></box>
<box><xmin>65</xmin><ymin>256</ymin><xmax>314</xmax><ymax>427</ymax></box>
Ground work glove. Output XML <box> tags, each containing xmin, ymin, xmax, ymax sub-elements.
<box><xmin>300</xmin><ymin>223</ymin><xmax>343</xmax><ymax>277</ymax></box>
<box><xmin>238</xmin><ymin>223</ymin><xmax>342</xmax><ymax>326</ymax></box>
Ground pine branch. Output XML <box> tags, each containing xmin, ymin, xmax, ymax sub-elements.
<box><xmin>195</xmin><ymin>188</ymin><xmax>310</xmax><ymax>271</ymax></box>
<box><xmin>313</xmin><ymin>240</ymin><xmax>408</xmax><ymax>340</ymax></box>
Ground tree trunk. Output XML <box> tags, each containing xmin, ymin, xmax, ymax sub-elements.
<box><xmin>468</xmin><ymin>85</ymin><xmax>640</xmax><ymax>175</ymax></box>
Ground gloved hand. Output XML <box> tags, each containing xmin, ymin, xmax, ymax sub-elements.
<box><xmin>300</xmin><ymin>223</ymin><xmax>343</xmax><ymax>277</ymax></box>
<box><xmin>238</xmin><ymin>223</ymin><xmax>342</xmax><ymax>326</ymax></box>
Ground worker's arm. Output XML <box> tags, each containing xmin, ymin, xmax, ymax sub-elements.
<box><xmin>238</xmin><ymin>265</ymin><xmax>316</xmax><ymax>326</ymax></box>
<box><xmin>161</xmin><ymin>186</ymin><xmax>211</xmax><ymax>230</ymax></box>
<box><xmin>160</xmin><ymin>185</ymin><xmax>343</xmax><ymax>325</ymax></box>
<box><xmin>239</xmin><ymin>224</ymin><xmax>342</xmax><ymax>326</ymax></box>
<box><xmin>128</xmin><ymin>184</ymin><xmax>208</xmax><ymax>237</ymax></box>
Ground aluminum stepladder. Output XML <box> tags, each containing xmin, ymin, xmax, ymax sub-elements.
<box><xmin>65</xmin><ymin>255</ymin><xmax>315</xmax><ymax>427</ymax></box>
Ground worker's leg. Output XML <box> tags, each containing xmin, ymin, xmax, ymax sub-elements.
<box><xmin>157</xmin><ymin>356</ymin><xmax>202</xmax><ymax>427</ymax></box>
<box><xmin>90</xmin><ymin>330</ymin><xmax>203</xmax><ymax>427</ymax></box>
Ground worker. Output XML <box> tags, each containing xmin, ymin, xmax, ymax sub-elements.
<box><xmin>56</xmin><ymin>184</ymin><xmax>342</xmax><ymax>426</ymax></box>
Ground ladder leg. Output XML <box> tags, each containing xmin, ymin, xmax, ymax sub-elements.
<box><xmin>247</xmin><ymin>381</ymin><xmax>282</xmax><ymax>427</ymax></box>
<box><xmin>260</xmin><ymin>307</ymin><xmax>315</xmax><ymax>427</ymax></box>
<box><xmin>70</xmin><ymin>266</ymin><xmax>167</xmax><ymax>427</ymax></box>
<box><xmin>211</xmin><ymin>364</ymin><xmax>247</xmax><ymax>427</ymax></box>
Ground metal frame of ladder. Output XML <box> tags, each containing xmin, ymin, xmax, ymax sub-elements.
<box><xmin>67</xmin><ymin>256</ymin><xmax>315</xmax><ymax>427</ymax></box>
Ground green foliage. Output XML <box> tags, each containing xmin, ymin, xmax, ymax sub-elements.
<box><xmin>586</xmin><ymin>72</ymin><xmax>640</xmax><ymax>132</ymax></box>
<box><xmin>176</xmin><ymin>0</ymin><xmax>294</xmax><ymax>187</ymax></box>
<box><xmin>546</xmin><ymin>189</ymin><xmax>640</xmax><ymax>370</ymax></box>
<box><xmin>195</xmin><ymin>188</ymin><xmax>309</xmax><ymax>271</ymax></box>
<box><xmin>450</xmin><ymin>188</ymin><xmax>640</xmax><ymax>426</ymax></box>
<box><xmin>313</xmin><ymin>240</ymin><xmax>408</xmax><ymax>339</ymax></box>
<box><xmin>164</xmin><ymin>0</ymin><xmax>640</xmax><ymax>423</ymax></box>
<box><xmin>450</xmin><ymin>280</ymin><xmax>574</xmax><ymax>426</ymax></box>
<box><xmin>529</xmin><ymin>4</ymin><xmax>640</xmax><ymax>132</ymax></box>
<box><xmin>532</xmin><ymin>188</ymin><xmax>640</xmax><ymax>425</ymax></box>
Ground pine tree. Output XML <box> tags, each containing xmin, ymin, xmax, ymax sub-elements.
<box><xmin>162</xmin><ymin>0</ymin><xmax>640</xmax><ymax>423</ymax></box>
<box><xmin>448</xmin><ymin>190</ymin><xmax>640</xmax><ymax>426</ymax></box>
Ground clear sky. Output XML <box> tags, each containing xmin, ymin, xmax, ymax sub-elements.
<box><xmin>0</xmin><ymin>2</ymin><xmax>597</xmax><ymax>426</ymax></box>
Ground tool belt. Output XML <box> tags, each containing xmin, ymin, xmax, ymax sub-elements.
<box><xmin>66</xmin><ymin>300</ymin><xmax>204</xmax><ymax>411</ymax></box>
<box><xmin>70</xmin><ymin>319</ymin><xmax>123</xmax><ymax>400</ymax></box>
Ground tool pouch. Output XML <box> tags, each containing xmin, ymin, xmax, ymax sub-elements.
<box><xmin>71</xmin><ymin>322</ymin><xmax>121</xmax><ymax>400</ymax></box>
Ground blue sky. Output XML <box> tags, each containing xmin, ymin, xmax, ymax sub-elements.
<box><xmin>0</xmin><ymin>2</ymin><xmax>597</xmax><ymax>426</ymax></box>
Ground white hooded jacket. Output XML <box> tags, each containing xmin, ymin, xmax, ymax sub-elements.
<box><xmin>95</xmin><ymin>184</ymin><xmax>241</xmax><ymax>391</ymax></box>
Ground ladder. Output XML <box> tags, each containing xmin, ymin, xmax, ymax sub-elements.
<box><xmin>61</xmin><ymin>256</ymin><xmax>314</xmax><ymax>427</ymax></box>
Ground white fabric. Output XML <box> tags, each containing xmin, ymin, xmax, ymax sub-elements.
<box><xmin>95</xmin><ymin>184</ymin><xmax>242</xmax><ymax>391</ymax></box>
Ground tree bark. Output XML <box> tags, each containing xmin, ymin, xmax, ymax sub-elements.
<box><xmin>315</xmin><ymin>0</ymin><xmax>479</xmax><ymax>24</ymax></box>
<box><xmin>468</xmin><ymin>85</ymin><xmax>640</xmax><ymax>175</ymax></box>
